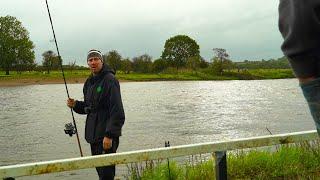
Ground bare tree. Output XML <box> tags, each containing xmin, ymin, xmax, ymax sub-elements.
<box><xmin>69</xmin><ymin>60</ymin><xmax>76</xmax><ymax>73</ymax></box>
<box><xmin>212</xmin><ymin>48</ymin><xmax>230</xmax><ymax>75</ymax></box>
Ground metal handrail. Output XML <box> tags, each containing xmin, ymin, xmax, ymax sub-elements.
<box><xmin>0</xmin><ymin>130</ymin><xmax>318</xmax><ymax>179</ymax></box>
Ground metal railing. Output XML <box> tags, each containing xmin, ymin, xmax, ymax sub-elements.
<box><xmin>0</xmin><ymin>130</ymin><xmax>318</xmax><ymax>180</ymax></box>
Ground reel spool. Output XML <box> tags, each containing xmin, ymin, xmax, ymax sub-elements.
<box><xmin>64</xmin><ymin>123</ymin><xmax>76</xmax><ymax>137</ymax></box>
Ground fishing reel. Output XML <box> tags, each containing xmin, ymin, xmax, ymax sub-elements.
<box><xmin>64</xmin><ymin>123</ymin><xmax>76</xmax><ymax>137</ymax></box>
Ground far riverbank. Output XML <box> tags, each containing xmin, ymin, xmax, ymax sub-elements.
<box><xmin>0</xmin><ymin>69</ymin><xmax>295</xmax><ymax>87</ymax></box>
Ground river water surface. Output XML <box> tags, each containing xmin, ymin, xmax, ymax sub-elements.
<box><xmin>0</xmin><ymin>79</ymin><xmax>315</xmax><ymax>179</ymax></box>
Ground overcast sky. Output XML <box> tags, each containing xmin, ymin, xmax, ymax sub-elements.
<box><xmin>1</xmin><ymin>0</ymin><xmax>284</xmax><ymax>66</ymax></box>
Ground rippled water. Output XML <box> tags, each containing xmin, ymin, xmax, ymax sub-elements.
<box><xmin>0</xmin><ymin>79</ymin><xmax>314</xmax><ymax>179</ymax></box>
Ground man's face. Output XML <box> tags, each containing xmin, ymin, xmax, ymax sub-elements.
<box><xmin>87</xmin><ymin>57</ymin><xmax>103</xmax><ymax>74</ymax></box>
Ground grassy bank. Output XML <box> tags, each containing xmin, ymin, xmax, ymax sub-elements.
<box><xmin>0</xmin><ymin>70</ymin><xmax>89</xmax><ymax>79</ymax></box>
<box><xmin>128</xmin><ymin>141</ymin><xmax>320</xmax><ymax>179</ymax></box>
<box><xmin>0</xmin><ymin>69</ymin><xmax>294</xmax><ymax>84</ymax></box>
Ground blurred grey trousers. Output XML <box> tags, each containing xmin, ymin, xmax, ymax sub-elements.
<box><xmin>301</xmin><ymin>78</ymin><xmax>320</xmax><ymax>134</ymax></box>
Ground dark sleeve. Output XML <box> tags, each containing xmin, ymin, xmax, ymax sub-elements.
<box><xmin>73</xmin><ymin>100</ymin><xmax>86</xmax><ymax>114</ymax></box>
<box><xmin>105</xmin><ymin>78</ymin><xmax>125</xmax><ymax>138</ymax></box>
<box><xmin>279</xmin><ymin>0</ymin><xmax>320</xmax><ymax>57</ymax></box>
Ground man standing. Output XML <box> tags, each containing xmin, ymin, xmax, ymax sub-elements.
<box><xmin>67</xmin><ymin>49</ymin><xmax>125</xmax><ymax>180</ymax></box>
<box><xmin>278</xmin><ymin>0</ymin><xmax>320</xmax><ymax>133</ymax></box>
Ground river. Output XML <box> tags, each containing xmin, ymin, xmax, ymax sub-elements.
<box><xmin>0</xmin><ymin>79</ymin><xmax>314</xmax><ymax>179</ymax></box>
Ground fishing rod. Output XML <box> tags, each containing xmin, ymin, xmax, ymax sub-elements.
<box><xmin>45</xmin><ymin>0</ymin><xmax>83</xmax><ymax>157</ymax></box>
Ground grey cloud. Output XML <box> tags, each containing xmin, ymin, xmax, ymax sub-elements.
<box><xmin>1</xmin><ymin>0</ymin><xmax>283</xmax><ymax>65</ymax></box>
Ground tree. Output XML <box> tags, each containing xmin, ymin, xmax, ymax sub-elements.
<box><xmin>0</xmin><ymin>16</ymin><xmax>35</xmax><ymax>75</ymax></box>
<box><xmin>120</xmin><ymin>58</ymin><xmax>133</xmax><ymax>74</ymax></box>
<box><xmin>14</xmin><ymin>40</ymin><xmax>36</xmax><ymax>73</ymax></box>
<box><xmin>211</xmin><ymin>57</ymin><xmax>234</xmax><ymax>74</ymax></box>
<box><xmin>42</xmin><ymin>50</ymin><xmax>58</xmax><ymax>74</ymax></box>
<box><xmin>68</xmin><ymin>60</ymin><xmax>77</xmax><ymax>73</ymax></box>
<box><xmin>186</xmin><ymin>56</ymin><xmax>201</xmax><ymax>70</ymax></box>
<box><xmin>104</xmin><ymin>50</ymin><xmax>122</xmax><ymax>73</ymax></box>
<box><xmin>132</xmin><ymin>54</ymin><xmax>153</xmax><ymax>73</ymax></box>
<box><xmin>161</xmin><ymin>35</ymin><xmax>200</xmax><ymax>69</ymax></box>
<box><xmin>51</xmin><ymin>56</ymin><xmax>61</xmax><ymax>70</ymax></box>
<box><xmin>152</xmin><ymin>58</ymin><xmax>168</xmax><ymax>73</ymax></box>
<box><xmin>234</xmin><ymin>56</ymin><xmax>290</xmax><ymax>70</ymax></box>
<box><xmin>212</xmin><ymin>48</ymin><xmax>230</xmax><ymax>75</ymax></box>
<box><xmin>199</xmin><ymin>58</ymin><xmax>209</xmax><ymax>69</ymax></box>
<box><xmin>222</xmin><ymin>59</ymin><xmax>234</xmax><ymax>72</ymax></box>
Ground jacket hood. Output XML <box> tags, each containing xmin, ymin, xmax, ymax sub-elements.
<box><xmin>100</xmin><ymin>64</ymin><xmax>115</xmax><ymax>75</ymax></box>
<box><xmin>89</xmin><ymin>64</ymin><xmax>115</xmax><ymax>83</ymax></box>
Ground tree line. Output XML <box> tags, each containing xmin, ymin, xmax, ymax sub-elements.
<box><xmin>0</xmin><ymin>15</ymin><xmax>290</xmax><ymax>75</ymax></box>
<box><xmin>235</xmin><ymin>56</ymin><xmax>290</xmax><ymax>70</ymax></box>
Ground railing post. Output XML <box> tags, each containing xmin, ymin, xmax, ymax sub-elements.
<box><xmin>215</xmin><ymin>151</ymin><xmax>227</xmax><ymax>180</ymax></box>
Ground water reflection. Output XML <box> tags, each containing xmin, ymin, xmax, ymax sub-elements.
<box><xmin>0</xmin><ymin>79</ymin><xmax>314</xmax><ymax>179</ymax></box>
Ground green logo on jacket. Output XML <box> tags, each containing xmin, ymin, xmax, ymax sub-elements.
<box><xmin>96</xmin><ymin>86</ymin><xmax>103</xmax><ymax>93</ymax></box>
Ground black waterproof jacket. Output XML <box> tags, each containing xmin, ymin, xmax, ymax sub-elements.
<box><xmin>278</xmin><ymin>0</ymin><xmax>320</xmax><ymax>77</ymax></box>
<box><xmin>73</xmin><ymin>65</ymin><xmax>125</xmax><ymax>143</ymax></box>
<box><xmin>279</xmin><ymin>0</ymin><xmax>320</xmax><ymax>57</ymax></box>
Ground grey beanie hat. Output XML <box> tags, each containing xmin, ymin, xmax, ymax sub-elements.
<box><xmin>87</xmin><ymin>49</ymin><xmax>103</xmax><ymax>61</ymax></box>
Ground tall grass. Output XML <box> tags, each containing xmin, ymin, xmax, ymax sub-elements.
<box><xmin>128</xmin><ymin>141</ymin><xmax>320</xmax><ymax>179</ymax></box>
<box><xmin>228</xmin><ymin>141</ymin><xmax>320</xmax><ymax>179</ymax></box>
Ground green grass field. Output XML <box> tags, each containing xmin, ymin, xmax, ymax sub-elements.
<box><xmin>0</xmin><ymin>70</ymin><xmax>89</xmax><ymax>79</ymax></box>
<box><xmin>0</xmin><ymin>68</ymin><xmax>295</xmax><ymax>82</ymax></box>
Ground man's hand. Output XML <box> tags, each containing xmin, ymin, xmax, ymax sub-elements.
<box><xmin>67</xmin><ymin>98</ymin><xmax>76</xmax><ymax>108</ymax></box>
<box><xmin>103</xmin><ymin>137</ymin><xmax>113</xmax><ymax>150</ymax></box>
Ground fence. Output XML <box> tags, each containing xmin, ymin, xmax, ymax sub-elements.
<box><xmin>0</xmin><ymin>130</ymin><xmax>318</xmax><ymax>180</ymax></box>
